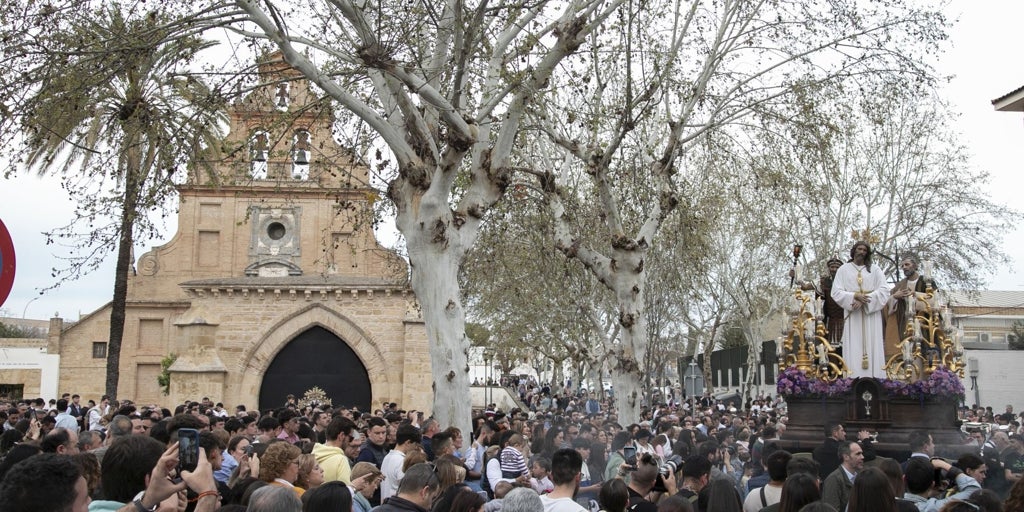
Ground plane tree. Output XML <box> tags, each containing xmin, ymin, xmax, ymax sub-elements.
<box><xmin>230</xmin><ymin>0</ymin><xmax>627</xmax><ymax>432</ymax></box>
<box><xmin>524</xmin><ymin>0</ymin><xmax>950</xmax><ymax>421</ymax></box>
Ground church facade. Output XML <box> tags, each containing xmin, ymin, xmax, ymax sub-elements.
<box><xmin>50</xmin><ymin>55</ymin><xmax>432</xmax><ymax>412</ymax></box>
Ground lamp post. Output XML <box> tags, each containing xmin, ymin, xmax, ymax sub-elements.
<box><xmin>968</xmin><ymin>356</ymin><xmax>980</xmax><ymax>408</ymax></box>
<box><xmin>687</xmin><ymin>359</ymin><xmax>698</xmax><ymax>414</ymax></box>
<box><xmin>22</xmin><ymin>296</ymin><xmax>39</xmax><ymax>318</ymax></box>
<box><xmin>483</xmin><ymin>348</ymin><xmax>493</xmax><ymax>409</ymax></box>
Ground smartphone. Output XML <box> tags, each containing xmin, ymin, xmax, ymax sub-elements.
<box><xmin>178</xmin><ymin>428</ymin><xmax>200</xmax><ymax>473</ymax></box>
<box><xmin>623</xmin><ymin>445</ymin><xmax>637</xmax><ymax>469</ymax></box>
<box><xmin>244</xmin><ymin>444</ymin><xmax>254</xmax><ymax>457</ymax></box>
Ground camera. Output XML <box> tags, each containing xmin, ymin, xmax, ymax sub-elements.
<box><xmin>650</xmin><ymin>454</ymin><xmax>680</xmax><ymax>493</ymax></box>
<box><xmin>660</xmin><ymin>455</ymin><xmax>683</xmax><ymax>478</ymax></box>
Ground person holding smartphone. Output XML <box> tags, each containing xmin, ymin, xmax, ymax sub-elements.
<box><xmin>86</xmin><ymin>436</ymin><xmax>219</xmax><ymax>512</ymax></box>
<box><xmin>605</xmin><ymin>432</ymin><xmax>635</xmax><ymax>483</ymax></box>
<box><xmin>217</xmin><ymin>435</ymin><xmax>250</xmax><ymax>484</ymax></box>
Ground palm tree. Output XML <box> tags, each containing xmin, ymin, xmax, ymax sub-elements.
<box><xmin>20</xmin><ymin>6</ymin><xmax>226</xmax><ymax>398</ymax></box>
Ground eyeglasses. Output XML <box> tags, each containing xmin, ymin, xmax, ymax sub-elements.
<box><xmin>953</xmin><ymin>500</ymin><xmax>980</xmax><ymax>511</ymax></box>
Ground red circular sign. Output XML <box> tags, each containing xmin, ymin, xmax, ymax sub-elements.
<box><xmin>0</xmin><ymin>218</ymin><xmax>15</xmax><ymax>308</ymax></box>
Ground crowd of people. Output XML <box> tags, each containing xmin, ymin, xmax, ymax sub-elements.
<box><xmin>1</xmin><ymin>388</ymin><xmax>1024</xmax><ymax>512</ymax></box>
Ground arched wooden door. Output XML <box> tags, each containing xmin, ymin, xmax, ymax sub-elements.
<box><xmin>258</xmin><ymin>326</ymin><xmax>372</xmax><ymax>411</ymax></box>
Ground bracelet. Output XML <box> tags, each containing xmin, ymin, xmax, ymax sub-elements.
<box><xmin>188</xmin><ymin>491</ymin><xmax>219</xmax><ymax>503</ymax></box>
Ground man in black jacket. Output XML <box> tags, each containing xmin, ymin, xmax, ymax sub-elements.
<box><xmin>356</xmin><ymin>416</ymin><xmax>390</xmax><ymax>505</ymax></box>
<box><xmin>982</xmin><ymin>430</ymin><xmax>1010</xmax><ymax>497</ymax></box>
<box><xmin>811</xmin><ymin>422</ymin><xmax>875</xmax><ymax>480</ymax></box>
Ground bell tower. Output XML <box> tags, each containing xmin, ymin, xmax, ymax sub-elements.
<box><xmin>171</xmin><ymin>51</ymin><xmax>381</xmax><ymax>279</ymax></box>
<box><xmin>200</xmin><ymin>51</ymin><xmax>368</xmax><ymax>188</ymax></box>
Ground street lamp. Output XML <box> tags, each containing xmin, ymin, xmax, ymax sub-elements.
<box><xmin>483</xmin><ymin>348</ymin><xmax>494</xmax><ymax>409</ymax></box>
<box><xmin>687</xmin><ymin>359</ymin><xmax>699</xmax><ymax>414</ymax></box>
<box><xmin>22</xmin><ymin>296</ymin><xmax>39</xmax><ymax>318</ymax></box>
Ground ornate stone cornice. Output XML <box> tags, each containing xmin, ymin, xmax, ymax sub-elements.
<box><xmin>180</xmin><ymin>277</ymin><xmax>412</xmax><ymax>302</ymax></box>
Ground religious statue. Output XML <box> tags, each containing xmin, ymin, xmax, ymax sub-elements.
<box><xmin>884</xmin><ymin>256</ymin><xmax>934</xmax><ymax>359</ymax></box>
<box><xmin>800</xmin><ymin>256</ymin><xmax>846</xmax><ymax>349</ymax></box>
<box><xmin>831</xmin><ymin>241</ymin><xmax>890</xmax><ymax>379</ymax></box>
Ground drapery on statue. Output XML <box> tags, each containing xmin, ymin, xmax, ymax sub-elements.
<box><xmin>884</xmin><ymin>256</ymin><xmax>934</xmax><ymax>359</ymax></box>
<box><xmin>831</xmin><ymin>242</ymin><xmax>889</xmax><ymax>379</ymax></box>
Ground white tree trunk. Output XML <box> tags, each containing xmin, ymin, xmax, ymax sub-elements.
<box><xmin>401</xmin><ymin>209</ymin><xmax>473</xmax><ymax>436</ymax></box>
<box><xmin>606</xmin><ymin>248</ymin><xmax>648</xmax><ymax>424</ymax></box>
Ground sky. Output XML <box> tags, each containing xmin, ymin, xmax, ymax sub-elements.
<box><xmin>1</xmin><ymin>0</ymin><xmax>1023</xmax><ymax>321</ymax></box>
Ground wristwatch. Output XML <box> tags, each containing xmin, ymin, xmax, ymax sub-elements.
<box><xmin>132</xmin><ymin>498</ymin><xmax>158</xmax><ymax>512</ymax></box>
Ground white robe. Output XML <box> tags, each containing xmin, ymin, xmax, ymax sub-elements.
<box><xmin>831</xmin><ymin>262</ymin><xmax>890</xmax><ymax>378</ymax></box>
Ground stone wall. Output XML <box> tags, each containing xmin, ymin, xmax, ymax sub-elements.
<box><xmin>0</xmin><ymin>369</ymin><xmax>42</xmax><ymax>398</ymax></box>
<box><xmin>55</xmin><ymin>287</ymin><xmax>432</xmax><ymax>411</ymax></box>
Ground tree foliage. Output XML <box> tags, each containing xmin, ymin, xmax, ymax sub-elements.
<box><xmin>1009</xmin><ymin>321</ymin><xmax>1024</xmax><ymax>351</ymax></box>
<box><xmin>462</xmin><ymin>184</ymin><xmax>618</xmax><ymax>388</ymax></box>
<box><xmin>768</xmin><ymin>86</ymin><xmax>1019</xmax><ymax>289</ymax></box>
<box><xmin>1</xmin><ymin>3</ymin><xmax>229</xmax><ymax>398</ymax></box>
<box><xmin>0</xmin><ymin>321</ymin><xmax>44</xmax><ymax>339</ymax></box>
<box><xmin>158</xmin><ymin>353</ymin><xmax>178</xmax><ymax>395</ymax></box>
<box><xmin>517</xmin><ymin>0</ymin><xmax>951</xmax><ymax>421</ymax></box>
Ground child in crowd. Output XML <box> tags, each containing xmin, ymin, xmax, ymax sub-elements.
<box><xmin>499</xmin><ymin>433</ymin><xmax>530</xmax><ymax>482</ymax></box>
<box><xmin>530</xmin><ymin>457</ymin><xmax>554</xmax><ymax>494</ymax></box>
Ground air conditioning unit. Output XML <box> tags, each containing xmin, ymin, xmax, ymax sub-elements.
<box><xmin>979</xmin><ymin>332</ymin><xmax>991</xmax><ymax>343</ymax></box>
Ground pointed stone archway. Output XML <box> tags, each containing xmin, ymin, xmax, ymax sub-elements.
<box><xmin>258</xmin><ymin>326</ymin><xmax>372</xmax><ymax>410</ymax></box>
<box><xmin>237</xmin><ymin>303</ymin><xmax>394</xmax><ymax>410</ymax></box>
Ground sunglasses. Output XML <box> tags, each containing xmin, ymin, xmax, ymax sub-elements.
<box><xmin>426</xmin><ymin>462</ymin><xmax>440</xmax><ymax>486</ymax></box>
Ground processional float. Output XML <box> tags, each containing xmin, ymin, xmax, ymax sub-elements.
<box><xmin>774</xmin><ymin>260</ymin><xmax>969</xmax><ymax>456</ymax></box>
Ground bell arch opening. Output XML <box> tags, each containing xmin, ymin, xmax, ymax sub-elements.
<box><xmin>258</xmin><ymin>325</ymin><xmax>372</xmax><ymax>411</ymax></box>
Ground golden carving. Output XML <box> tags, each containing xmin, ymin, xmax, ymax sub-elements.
<box><xmin>778</xmin><ymin>289</ymin><xmax>849</xmax><ymax>382</ymax></box>
<box><xmin>883</xmin><ymin>284</ymin><xmax>965</xmax><ymax>382</ymax></box>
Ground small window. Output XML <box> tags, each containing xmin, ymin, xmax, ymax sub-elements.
<box><xmin>92</xmin><ymin>342</ymin><xmax>108</xmax><ymax>359</ymax></box>
<box><xmin>0</xmin><ymin>384</ymin><xmax>24</xmax><ymax>401</ymax></box>
<box><xmin>267</xmin><ymin>222</ymin><xmax>286</xmax><ymax>240</ymax></box>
